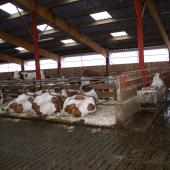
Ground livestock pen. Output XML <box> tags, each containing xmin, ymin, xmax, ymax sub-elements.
<box><xmin>0</xmin><ymin>67</ymin><xmax>162</xmax><ymax>129</ymax></box>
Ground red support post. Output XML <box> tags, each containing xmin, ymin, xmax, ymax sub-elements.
<box><xmin>134</xmin><ymin>0</ymin><xmax>146</xmax><ymax>85</ymax></box>
<box><xmin>134</xmin><ymin>0</ymin><xmax>144</xmax><ymax>70</ymax></box>
<box><xmin>32</xmin><ymin>4</ymin><xmax>41</xmax><ymax>80</ymax></box>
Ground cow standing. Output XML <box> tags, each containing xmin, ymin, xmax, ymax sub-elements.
<box><xmin>13</xmin><ymin>71</ymin><xmax>45</xmax><ymax>80</ymax></box>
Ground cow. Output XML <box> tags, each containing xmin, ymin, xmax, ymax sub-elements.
<box><xmin>151</xmin><ymin>73</ymin><xmax>164</xmax><ymax>88</ymax></box>
<box><xmin>32</xmin><ymin>92</ymin><xmax>64</xmax><ymax>116</ymax></box>
<box><xmin>82</xmin><ymin>69</ymin><xmax>103</xmax><ymax>77</ymax></box>
<box><xmin>13</xmin><ymin>71</ymin><xmax>45</xmax><ymax>80</ymax></box>
<box><xmin>62</xmin><ymin>94</ymin><xmax>96</xmax><ymax>117</ymax></box>
<box><xmin>8</xmin><ymin>94</ymin><xmax>34</xmax><ymax>114</ymax></box>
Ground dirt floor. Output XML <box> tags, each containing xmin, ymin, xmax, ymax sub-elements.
<box><xmin>0</xmin><ymin>109</ymin><xmax>170</xmax><ymax>170</ymax></box>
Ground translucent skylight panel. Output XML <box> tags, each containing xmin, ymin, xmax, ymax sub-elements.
<box><xmin>0</xmin><ymin>39</ymin><xmax>5</xmax><ymax>43</ymax></box>
<box><xmin>90</xmin><ymin>11</ymin><xmax>112</xmax><ymax>21</ymax></box>
<box><xmin>61</xmin><ymin>39</ymin><xmax>76</xmax><ymax>44</ymax></box>
<box><xmin>15</xmin><ymin>47</ymin><xmax>26</xmax><ymax>51</ymax></box>
<box><xmin>0</xmin><ymin>3</ymin><xmax>23</xmax><ymax>15</ymax></box>
<box><xmin>111</xmin><ymin>31</ymin><xmax>128</xmax><ymax>37</ymax></box>
<box><xmin>37</xmin><ymin>24</ymin><xmax>54</xmax><ymax>31</ymax></box>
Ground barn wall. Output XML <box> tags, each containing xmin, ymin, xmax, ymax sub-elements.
<box><xmin>45</xmin><ymin>61</ymin><xmax>170</xmax><ymax>76</ymax></box>
<box><xmin>0</xmin><ymin>62</ymin><xmax>169</xmax><ymax>80</ymax></box>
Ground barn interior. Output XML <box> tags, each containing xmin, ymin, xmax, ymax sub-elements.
<box><xmin>0</xmin><ymin>0</ymin><xmax>170</xmax><ymax>169</ymax></box>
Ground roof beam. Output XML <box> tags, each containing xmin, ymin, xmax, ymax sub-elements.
<box><xmin>0</xmin><ymin>2</ymin><xmax>131</xmax><ymax>26</ymax></box>
<box><xmin>146</xmin><ymin>0</ymin><xmax>170</xmax><ymax>51</ymax></box>
<box><xmin>0</xmin><ymin>53</ymin><xmax>22</xmax><ymax>65</ymax></box>
<box><xmin>0</xmin><ymin>0</ymin><xmax>79</xmax><ymax>23</ymax></box>
<box><xmin>15</xmin><ymin>0</ymin><xmax>108</xmax><ymax>57</ymax></box>
<box><xmin>0</xmin><ymin>11</ymin><xmax>30</xmax><ymax>23</ymax></box>
<box><xmin>47</xmin><ymin>0</ymin><xmax>80</xmax><ymax>8</ymax></box>
<box><xmin>4</xmin><ymin>10</ymin><xmax>170</xmax><ymax>36</ymax></box>
<box><xmin>0</xmin><ymin>31</ymin><xmax>59</xmax><ymax>61</ymax></box>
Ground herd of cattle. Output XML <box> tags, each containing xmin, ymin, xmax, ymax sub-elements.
<box><xmin>12</xmin><ymin>69</ymin><xmax>104</xmax><ymax>81</ymax></box>
<box><xmin>0</xmin><ymin>70</ymin><xmax>102</xmax><ymax>117</ymax></box>
<box><xmin>6</xmin><ymin>88</ymin><xmax>97</xmax><ymax>117</ymax></box>
<box><xmin>0</xmin><ymin>69</ymin><xmax>117</xmax><ymax>117</ymax></box>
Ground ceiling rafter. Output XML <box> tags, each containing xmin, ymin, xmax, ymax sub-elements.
<box><xmin>0</xmin><ymin>31</ymin><xmax>59</xmax><ymax>61</ymax></box>
<box><xmin>3</xmin><ymin>10</ymin><xmax>170</xmax><ymax>39</ymax></box>
<box><xmin>0</xmin><ymin>0</ymin><xmax>81</xmax><ymax>23</ymax></box>
<box><xmin>146</xmin><ymin>0</ymin><xmax>170</xmax><ymax>51</ymax></box>
<box><xmin>0</xmin><ymin>53</ymin><xmax>22</xmax><ymax>65</ymax></box>
<box><xmin>16</xmin><ymin>0</ymin><xmax>108</xmax><ymax>57</ymax></box>
<box><xmin>0</xmin><ymin>2</ymin><xmax>132</xmax><ymax>23</ymax></box>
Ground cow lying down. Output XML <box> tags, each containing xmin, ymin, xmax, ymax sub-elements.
<box><xmin>8</xmin><ymin>94</ymin><xmax>34</xmax><ymax>114</ymax></box>
<box><xmin>32</xmin><ymin>92</ymin><xmax>64</xmax><ymax>116</ymax></box>
<box><xmin>7</xmin><ymin>89</ymin><xmax>97</xmax><ymax>118</ymax></box>
<box><xmin>62</xmin><ymin>94</ymin><xmax>96</xmax><ymax>117</ymax></box>
<box><xmin>8</xmin><ymin>92</ymin><xmax>64</xmax><ymax>116</ymax></box>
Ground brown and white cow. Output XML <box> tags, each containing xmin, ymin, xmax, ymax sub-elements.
<box><xmin>62</xmin><ymin>94</ymin><xmax>96</xmax><ymax>117</ymax></box>
<box><xmin>32</xmin><ymin>92</ymin><xmax>64</xmax><ymax>116</ymax></box>
<box><xmin>8</xmin><ymin>94</ymin><xmax>34</xmax><ymax>114</ymax></box>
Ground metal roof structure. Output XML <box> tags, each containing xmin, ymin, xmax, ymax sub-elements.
<box><xmin>0</xmin><ymin>0</ymin><xmax>169</xmax><ymax>63</ymax></box>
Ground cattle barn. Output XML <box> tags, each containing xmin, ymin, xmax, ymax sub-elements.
<box><xmin>0</xmin><ymin>0</ymin><xmax>170</xmax><ymax>169</ymax></box>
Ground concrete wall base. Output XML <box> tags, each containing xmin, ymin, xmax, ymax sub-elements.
<box><xmin>115</xmin><ymin>96</ymin><xmax>139</xmax><ymax>126</ymax></box>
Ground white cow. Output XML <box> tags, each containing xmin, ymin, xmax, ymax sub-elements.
<box><xmin>151</xmin><ymin>73</ymin><xmax>164</xmax><ymax>88</ymax></box>
<box><xmin>13</xmin><ymin>71</ymin><xmax>45</xmax><ymax>80</ymax></box>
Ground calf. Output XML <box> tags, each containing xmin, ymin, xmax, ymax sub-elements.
<box><xmin>32</xmin><ymin>92</ymin><xmax>64</xmax><ymax>116</ymax></box>
<box><xmin>63</xmin><ymin>94</ymin><xmax>96</xmax><ymax>117</ymax></box>
<box><xmin>8</xmin><ymin>94</ymin><xmax>34</xmax><ymax>114</ymax></box>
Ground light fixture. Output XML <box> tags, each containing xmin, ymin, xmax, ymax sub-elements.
<box><xmin>38</xmin><ymin>37</ymin><xmax>54</xmax><ymax>42</ymax></box>
<box><xmin>0</xmin><ymin>39</ymin><xmax>5</xmax><ymax>43</ymax></box>
<box><xmin>0</xmin><ymin>3</ymin><xmax>23</xmax><ymax>15</ymax></box>
<box><xmin>15</xmin><ymin>47</ymin><xmax>27</xmax><ymax>51</ymax></box>
<box><xmin>90</xmin><ymin>11</ymin><xmax>112</xmax><ymax>21</ymax></box>
<box><xmin>37</xmin><ymin>24</ymin><xmax>54</xmax><ymax>31</ymax></box>
<box><xmin>61</xmin><ymin>39</ymin><xmax>76</xmax><ymax>44</ymax></box>
<box><xmin>111</xmin><ymin>31</ymin><xmax>128</xmax><ymax>37</ymax></box>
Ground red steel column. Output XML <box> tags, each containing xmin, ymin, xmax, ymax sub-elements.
<box><xmin>134</xmin><ymin>0</ymin><xmax>145</xmax><ymax>70</ymax></box>
<box><xmin>32</xmin><ymin>3</ymin><xmax>41</xmax><ymax>80</ymax></box>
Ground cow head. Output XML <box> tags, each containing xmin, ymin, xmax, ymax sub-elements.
<box><xmin>9</xmin><ymin>102</ymin><xmax>23</xmax><ymax>114</ymax></box>
<box><xmin>32</xmin><ymin>102</ymin><xmax>41</xmax><ymax>116</ymax></box>
<box><xmin>19</xmin><ymin>72</ymin><xmax>24</xmax><ymax>80</ymax></box>
<box><xmin>51</xmin><ymin>96</ymin><xmax>64</xmax><ymax>112</ymax></box>
<box><xmin>65</xmin><ymin>103</ymin><xmax>81</xmax><ymax>117</ymax></box>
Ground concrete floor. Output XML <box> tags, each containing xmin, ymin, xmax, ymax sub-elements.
<box><xmin>0</xmin><ymin>109</ymin><xmax>170</xmax><ymax>170</ymax></box>
<box><xmin>0</xmin><ymin>104</ymin><xmax>116</xmax><ymax>128</ymax></box>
